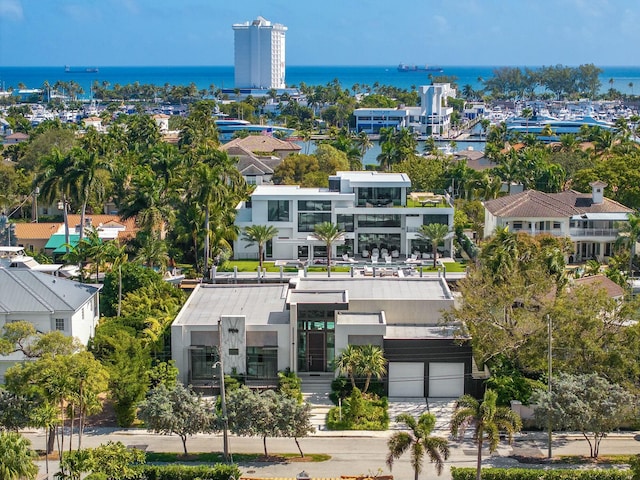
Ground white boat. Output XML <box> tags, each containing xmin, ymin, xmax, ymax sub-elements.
<box><xmin>0</xmin><ymin>246</ymin><xmax>61</xmax><ymax>273</ymax></box>
<box><xmin>163</xmin><ymin>269</ymin><xmax>185</xmax><ymax>285</ymax></box>
<box><xmin>0</xmin><ymin>246</ymin><xmax>78</xmax><ymax>277</ymax></box>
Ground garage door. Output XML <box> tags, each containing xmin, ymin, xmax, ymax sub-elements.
<box><xmin>428</xmin><ymin>362</ymin><xmax>465</xmax><ymax>398</ymax></box>
<box><xmin>388</xmin><ymin>362</ymin><xmax>424</xmax><ymax>397</ymax></box>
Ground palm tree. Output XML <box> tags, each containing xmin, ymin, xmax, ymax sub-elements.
<box><xmin>311</xmin><ymin>222</ymin><xmax>344</xmax><ymax>276</ymax></box>
<box><xmin>521</xmin><ymin>107</ymin><xmax>533</xmax><ymax>134</ymax></box>
<box><xmin>450</xmin><ymin>389</ymin><xmax>522</xmax><ymax>480</ymax></box>
<box><xmin>34</xmin><ymin>147</ymin><xmax>74</xmax><ymax>254</ymax></box>
<box><xmin>417</xmin><ymin>223</ymin><xmax>450</xmax><ymax>268</ymax></box>
<box><xmin>387</xmin><ymin>413</ymin><xmax>450</xmax><ymax>479</ymax></box>
<box><xmin>0</xmin><ymin>432</ymin><xmax>38</xmax><ymax>480</ymax></box>
<box><xmin>242</xmin><ymin>225</ymin><xmax>278</xmax><ymax>270</ymax></box>
<box><xmin>134</xmin><ymin>232</ymin><xmax>169</xmax><ymax>271</ymax></box>
<box><xmin>358</xmin><ymin>344</ymin><xmax>387</xmax><ymax>393</ymax></box>
<box><xmin>66</xmin><ymin>146</ymin><xmax>111</xmax><ymax>241</ymax></box>
<box><xmin>334</xmin><ymin>344</ymin><xmax>362</xmax><ymax>388</ymax></box>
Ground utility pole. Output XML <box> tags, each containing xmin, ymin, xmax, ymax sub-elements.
<box><xmin>217</xmin><ymin>318</ymin><xmax>230</xmax><ymax>462</ymax></box>
<box><xmin>547</xmin><ymin>314</ymin><xmax>553</xmax><ymax>460</ymax></box>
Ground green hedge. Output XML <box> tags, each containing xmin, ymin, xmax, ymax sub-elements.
<box><xmin>450</xmin><ymin>467</ymin><xmax>632</xmax><ymax>480</ymax></box>
<box><xmin>124</xmin><ymin>464</ymin><xmax>241</xmax><ymax>480</ymax></box>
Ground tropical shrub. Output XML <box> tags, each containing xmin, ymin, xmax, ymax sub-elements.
<box><xmin>278</xmin><ymin>370</ymin><xmax>303</xmax><ymax>403</ymax></box>
<box><xmin>327</xmin><ymin>387</ymin><xmax>389</xmax><ymax>430</ymax></box>
<box><xmin>123</xmin><ymin>464</ymin><xmax>241</xmax><ymax>480</ymax></box>
<box><xmin>451</xmin><ymin>467</ymin><xmax>631</xmax><ymax>480</ymax></box>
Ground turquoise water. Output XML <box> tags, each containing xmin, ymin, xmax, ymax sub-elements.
<box><xmin>1</xmin><ymin>65</ymin><xmax>639</xmax><ymax>97</ymax></box>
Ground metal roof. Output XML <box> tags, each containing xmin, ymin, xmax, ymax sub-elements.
<box><xmin>0</xmin><ymin>268</ymin><xmax>100</xmax><ymax>314</ymax></box>
<box><xmin>173</xmin><ymin>284</ymin><xmax>290</xmax><ymax>327</ymax></box>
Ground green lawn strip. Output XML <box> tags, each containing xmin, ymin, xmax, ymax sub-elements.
<box><xmin>222</xmin><ymin>260</ymin><xmax>467</xmax><ymax>273</ymax></box>
<box><xmin>145</xmin><ymin>452</ymin><xmax>330</xmax><ymax>463</ymax></box>
<box><xmin>554</xmin><ymin>454</ymin><xmax>635</xmax><ymax>465</ymax></box>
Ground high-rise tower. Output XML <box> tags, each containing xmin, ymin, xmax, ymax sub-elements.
<box><xmin>232</xmin><ymin>16</ymin><xmax>287</xmax><ymax>89</ymax></box>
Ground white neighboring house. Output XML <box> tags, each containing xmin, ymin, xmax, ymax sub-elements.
<box><xmin>483</xmin><ymin>181</ymin><xmax>633</xmax><ymax>263</ymax></box>
<box><xmin>353</xmin><ymin>107</ymin><xmax>421</xmax><ymax>134</ymax></box>
<box><xmin>234</xmin><ymin>171</ymin><xmax>454</xmax><ymax>261</ymax></box>
<box><xmin>0</xmin><ymin>268</ymin><xmax>101</xmax><ymax>381</ymax></box>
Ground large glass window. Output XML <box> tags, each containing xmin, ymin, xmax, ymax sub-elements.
<box><xmin>357</xmin><ymin>233</ymin><xmax>401</xmax><ymax>253</ymax></box>
<box><xmin>247</xmin><ymin>347</ymin><xmax>278</xmax><ymax>379</ymax></box>
<box><xmin>298</xmin><ymin>212</ymin><xmax>331</xmax><ymax>232</ymax></box>
<box><xmin>357</xmin><ymin>187</ymin><xmax>402</xmax><ymax>207</ymax></box>
<box><xmin>423</xmin><ymin>214</ymin><xmax>448</xmax><ymax>225</ymax></box>
<box><xmin>298</xmin><ymin>200</ymin><xmax>331</xmax><ymax>211</ymax></box>
<box><xmin>358</xmin><ymin>214</ymin><xmax>401</xmax><ymax>228</ymax></box>
<box><xmin>190</xmin><ymin>347</ymin><xmax>218</xmax><ymax>381</ymax></box>
<box><xmin>337</xmin><ymin>214</ymin><xmax>354</xmax><ymax>232</ymax></box>
<box><xmin>268</xmin><ymin>200</ymin><xmax>290</xmax><ymax>222</ymax></box>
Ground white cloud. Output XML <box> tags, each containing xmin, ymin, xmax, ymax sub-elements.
<box><xmin>0</xmin><ymin>0</ymin><xmax>23</xmax><ymax>20</ymax></box>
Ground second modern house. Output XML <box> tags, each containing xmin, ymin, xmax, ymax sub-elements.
<box><xmin>483</xmin><ymin>181</ymin><xmax>633</xmax><ymax>262</ymax></box>
<box><xmin>234</xmin><ymin>171</ymin><xmax>455</xmax><ymax>262</ymax></box>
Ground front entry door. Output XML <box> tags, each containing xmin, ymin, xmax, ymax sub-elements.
<box><xmin>307</xmin><ymin>331</ymin><xmax>325</xmax><ymax>371</ymax></box>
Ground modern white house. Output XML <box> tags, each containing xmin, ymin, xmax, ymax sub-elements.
<box><xmin>233</xmin><ymin>171</ymin><xmax>454</xmax><ymax>261</ymax></box>
<box><xmin>232</xmin><ymin>16</ymin><xmax>287</xmax><ymax>89</ymax></box>
<box><xmin>0</xmin><ymin>268</ymin><xmax>101</xmax><ymax>381</ymax></box>
<box><xmin>419</xmin><ymin>83</ymin><xmax>456</xmax><ymax>136</ymax></box>
<box><xmin>353</xmin><ymin>83</ymin><xmax>456</xmax><ymax>136</ymax></box>
<box><xmin>353</xmin><ymin>107</ymin><xmax>421</xmax><ymax>134</ymax></box>
<box><xmin>483</xmin><ymin>181</ymin><xmax>633</xmax><ymax>263</ymax></box>
<box><xmin>171</xmin><ymin>277</ymin><xmax>483</xmax><ymax>398</ymax></box>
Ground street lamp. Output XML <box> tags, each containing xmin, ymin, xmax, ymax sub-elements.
<box><xmin>214</xmin><ymin>318</ymin><xmax>230</xmax><ymax>463</ymax></box>
<box><xmin>32</xmin><ymin>187</ymin><xmax>39</xmax><ymax>223</ymax></box>
<box><xmin>547</xmin><ymin>313</ymin><xmax>553</xmax><ymax>460</ymax></box>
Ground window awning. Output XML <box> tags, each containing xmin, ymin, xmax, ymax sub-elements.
<box><xmin>44</xmin><ymin>234</ymin><xmax>80</xmax><ymax>254</ymax></box>
<box><xmin>571</xmin><ymin>213</ymin><xmax>631</xmax><ymax>221</ymax></box>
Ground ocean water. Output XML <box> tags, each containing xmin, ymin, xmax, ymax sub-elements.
<box><xmin>1</xmin><ymin>65</ymin><xmax>639</xmax><ymax>98</ymax></box>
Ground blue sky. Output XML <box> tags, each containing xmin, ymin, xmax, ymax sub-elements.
<box><xmin>1</xmin><ymin>0</ymin><xmax>638</xmax><ymax>66</ymax></box>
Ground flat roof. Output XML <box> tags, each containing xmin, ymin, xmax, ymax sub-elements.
<box><xmin>385</xmin><ymin>324</ymin><xmax>462</xmax><ymax>340</ymax></box>
<box><xmin>174</xmin><ymin>284</ymin><xmax>289</xmax><ymax>327</ymax></box>
<box><xmin>336</xmin><ymin>171</ymin><xmax>411</xmax><ymax>186</ymax></box>
<box><xmin>250</xmin><ymin>185</ymin><xmax>348</xmax><ymax>198</ymax></box>
<box><xmin>287</xmin><ymin>290</ymin><xmax>348</xmax><ymax>305</ymax></box>
<box><xmin>336</xmin><ymin>311</ymin><xmax>384</xmax><ymax>325</ymax></box>
<box><xmin>296</xmin><ymin>277</ymin><xmax>452</xmax><ymax>301</ymax></box>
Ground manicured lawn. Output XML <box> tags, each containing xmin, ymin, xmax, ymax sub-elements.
<box><xmin>222</xmin><ymin>259</ymin><xmax>467</xmax><ymax>274</ymax></box>
<box><xmin>145</xmin><ymin>451</ymin><xmax>331</xmax><ymax>463</ymax></box>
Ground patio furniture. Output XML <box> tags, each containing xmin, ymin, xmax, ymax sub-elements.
<box><xmin>385</xmin><ymin>255</ymin><xmax>392</xmax><ymax>264</ymax></box>
<box><xmin>391</xmin><ymin>249</ymin><xmax>399</xmax><ymax>258</ymax></box>
<box><xmin>362</xmin><ymin>249</ymin><xmax>369</xmax><ymax>258</ymax></box>
<box><xmin>371</xmin><ymin>254</ymin><xmax>379</xmax><ymax>264</ymax></box>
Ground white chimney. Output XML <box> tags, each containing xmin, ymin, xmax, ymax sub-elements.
<box><xmin>589</xmin><ymin>181</ymin><xmax>607</xmax><ymax>204</ymax></box>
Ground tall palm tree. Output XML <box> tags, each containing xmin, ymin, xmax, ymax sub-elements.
<box><xmin>66</xmin><ymin>146</ymin><xmax>111</xmax><ymax>241</ymax></box>
<box><xmin>242</xmin><ymin>225</ymin><xmax>278</xmax><ymax>270</ymax></box>
<box><xmin>417</xmin><ymin>223</ymin><xmax>450</xmax><ymax>268</ymax></box>
<box><xmin>450</xmin><ymin>389</ymin><xmax>522</xmax><ymax>480</ymax></box>
<box><xmin>0</xmin><ymin>432</ymin><xmax>38</xmax><ymax>480</ymax></box>
<box><xmin>387</xmin><ymin>413</ymin><xmax>450</xmax><ymax>479</ymax></box>
<box><xmin>311</xmin><ymin>222</ymin><xmax>344</xmax><ymax>276</ymax></box>
<box><xmin>34</xmin><ymin>149</ymin><xmax>73</xmax><ymax>253</ymax></box>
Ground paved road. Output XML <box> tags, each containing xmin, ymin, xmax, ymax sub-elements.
<box><xmin>25</xmin><ymin>428</ymin><xmax>640</xmax><ymax>479</ymax></box>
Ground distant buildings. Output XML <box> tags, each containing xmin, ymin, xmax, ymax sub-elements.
<box><xmin>353</xmin><ymin>83</ymin><xmax>457</xmax><ymax>136</ymax></box>
<box><xmin>232</xmin><ymin>16</ymin><xmax>287</xmax><ymax>90</ymax></box>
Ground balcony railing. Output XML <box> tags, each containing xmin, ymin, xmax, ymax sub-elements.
<box><xmin>569</xmin><ymin>228</ymin><xmax>619</xmax><ymax>237</ymax></box>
